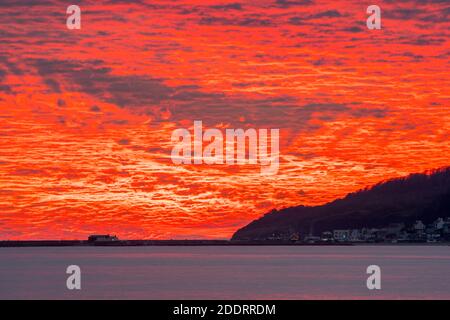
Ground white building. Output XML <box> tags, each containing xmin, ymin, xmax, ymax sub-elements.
<box><xmin>333</xmin><ymin>230</ymin><xmax>351</xmax><ymax>242</ymax></box>
<box><xmin>349</xmin><ymin>229</ymin><xmax>362</xmax><ymax>241</ymax></box>
<box><xmin>414</xmin><ymin>220</ymin><xmax>425</xmax><ymax>231</ymax></box>
<box><xmin>433</xmin><ymin>218</ymin><xmax>445</xmax><ymax>230</ymax></box>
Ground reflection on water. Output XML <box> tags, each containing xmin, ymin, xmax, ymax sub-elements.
<box><xmin>0</xmin><ymin>246</ymin><xmax>449</xmax><ymax>299</ymax></box>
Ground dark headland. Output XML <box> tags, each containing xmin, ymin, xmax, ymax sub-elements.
<box><xmin>232</xmin><ymin>167</ymin><xmax>450</xmax><ymax>243</ymax></box>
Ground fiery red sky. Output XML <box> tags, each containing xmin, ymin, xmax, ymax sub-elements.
<box><xmin>0</xmin><ymin>0</ymin><xmax>449</xmax><ymax>240</ymax></box>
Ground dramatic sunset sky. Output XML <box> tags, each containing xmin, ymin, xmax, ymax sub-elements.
<box><xmin>0</xmin><ymin>0</ymin><xmax>449</xmax><ymax>240</ymax></box>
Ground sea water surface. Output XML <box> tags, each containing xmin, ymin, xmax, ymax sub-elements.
<box><xmin>0</xmin><ymin>245</ymin><xmax>449</xmax><ymax>299</ymax></box>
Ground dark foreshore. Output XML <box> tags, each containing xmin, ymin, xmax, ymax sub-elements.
<box><xmin>0</xmin><ymin>239</ymin><xmax>356</xmax><ymax>247</ymax></box>
<box><xmin>1</xmin><ymin>240</ymin><xmax>449</xmax><ymax>247</ymax></box>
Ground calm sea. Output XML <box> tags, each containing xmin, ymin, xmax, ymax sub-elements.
<box><xmin>0</xmin><ymin>245</ymin><xmax>449</xmax><ymax>299</ymax></box>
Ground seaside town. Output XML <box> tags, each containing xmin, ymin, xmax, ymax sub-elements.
<box><xmin>2</xmin><ymin>219</ymin><xmax>450</xmax><ymax>247</ymax></box>
<box><xmin>273</xmin><ymin>218</ymin><xmax>450</xmax><ymax>244</ymax></box>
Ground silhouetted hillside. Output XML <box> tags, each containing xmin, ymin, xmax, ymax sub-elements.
<box><xmin>232</xmin><ymin>167</ymin><xmax>450</xmax><ymax>240</ymax></box>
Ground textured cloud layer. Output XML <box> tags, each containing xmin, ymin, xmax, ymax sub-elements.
<box><xmin>0</xmin><ymin>0</ymin><xmax>449</xmax><ymax>239</ymax></box>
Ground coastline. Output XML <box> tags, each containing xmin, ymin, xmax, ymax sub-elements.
<box><xmin>1</xmin><ymin>240</ymin><xmax>449</xmax><ymax>247</ymax></box>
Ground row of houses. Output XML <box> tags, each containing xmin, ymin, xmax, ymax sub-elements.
<box><xmin>298</xmin><ymin>217</ymin><xmax>450</xmax><ymax>243</ymax></box>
